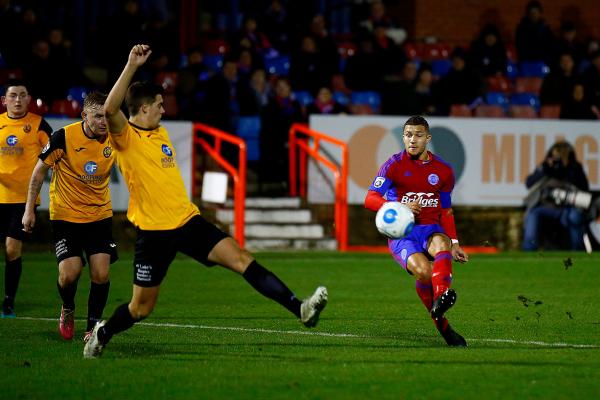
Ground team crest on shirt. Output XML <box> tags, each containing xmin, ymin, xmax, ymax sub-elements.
<box><xmin>23</xmin><ymin>124</ymin><xmax>31</xmax><ymax>133</ymax></box>
<box><xmin>103</xmin><ymin>146</ymin><xmax>112</xmax><ymax>158</ymax></box>
<box><xmin>373</xmin><ymin>177</ymin><xmax>385</xmax><ymax>188</ymax></box>
<box><xmin>428</xmin><ymin>174</ymin><xmax>439</xmax><ymax>185</ymax></box>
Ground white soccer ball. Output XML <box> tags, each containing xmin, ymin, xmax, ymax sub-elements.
<box><xmin>375</xmin><ymin>202</ymin><xmax>415</xmax><ymax>239</ymax></box>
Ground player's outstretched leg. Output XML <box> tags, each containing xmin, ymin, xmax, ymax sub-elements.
<box><xmin>300</xmin><ymin>286</ymin><xmax>328</xmax><ymax>328</ymax></box>
<box><xmin>83</xmin><ymin>320</ymin><xmax>106</xmax><ymax>359</ymax></box>
<box><xmin>440</xmin><ymin>324</ymin><xmax>467</xmax><ymax>347</ymax></box>
<box><xmin>430</xmin><ymin>287</ymin><xmax>456</xmax><ymax>320</ymax></box>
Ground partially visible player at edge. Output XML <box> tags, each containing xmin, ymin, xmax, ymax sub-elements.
<box><xmin>23</xmin><ymin>92</ymin><xmax>117</xmax><ymax>342</ymax></box>
<box><xmin>84</xmin><ymin>44</ymin><xmax>328</xmax><ymax>358</ymax></box>
<box><xmin>0</xmin><ymin>80</ymin><xmax>52</xmax><ymax>318</ymax></box>
<box><xmin>364</xmin><ymin>115</ymin><xmax>469</xmax><ymax>347</ymax></box>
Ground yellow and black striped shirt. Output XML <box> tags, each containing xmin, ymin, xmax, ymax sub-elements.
<box><xmin>110</xmin><ymin>122</ymin><xmax>199</xmax><ymax>230</ymax></box>
<box><xmin>40</xmin><ymin>122</ymin><xmax>115</xmax><ymax>223</ymax></box>
<box><xmin>0</xmin><ymin>112</ymin><xmax>51</xmax><ymax>203</ymax></box>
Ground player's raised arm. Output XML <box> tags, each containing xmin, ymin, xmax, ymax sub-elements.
<box><xmin>105</xmin><ymin>44</ymin><xmax>152</xmax><ymax>134</ymax></box>
<box><xmin>22</xmin><ymin>159</ymin><xmax>50</xmax><ymax>232</ymax></box>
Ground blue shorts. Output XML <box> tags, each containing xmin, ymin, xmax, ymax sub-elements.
<box><xmin>388</xmin><ymin>224</ymin><xmax>446</xmax><ymax>272</ymax></box>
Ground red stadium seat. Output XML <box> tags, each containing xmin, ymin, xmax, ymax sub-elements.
<box><xmin>28</xmin><ymin>98</ymin><xmax>49</xmax><ymax>115</ymax></box>
<box><xmin>505</xmin><ymin>43</ymin><xmax>517</xmax><ymax>62</ymax></box>
<box><xmin>337</xmin><ymin>41</ymin><xmax>357</xmax><ymax>58</ymax></box>
<box><xmin>539</xmin><ymin>105</ymin><xmax>561</xmax><ymax>119</ymax></box>
<box><xmin>487</xmin><ymin>76</ymin><xmax>512</xmax><ymax>94</ymax></box>
<box><xmin>509</xmin><ymin>105</ymin><xmax>537</xmax><ymax>118</ymax></box>
<box><xmin>403</xmin><ymin>42</ymin><xmax>419</xmax><ymax>60</ymax></box>
<box><xmin>162</xmin><ymin>93</ymin><xmax>179</xmax><ymax>118</ymax></box>
<box><xmin>156</xmin><ymin>71</ymin><xmax>178</xmax><ymax>94</ymax></box>
<box><xmin>449</xmin><ymin>104</ymin><xmax>472</xmax><ymax>117</ymax></box>
<box><xmin>474</xmin><ymin>104</ymin><xmax>506</xmax><ymax>118</ymax></box>
<box><xmin>514</xmin><ymin>77</ymin><xmax>543</xmax><ymax>95</ymax></box>
<box><xmin>51</xmin><ymin>99</ymin><xmax>82</xmax><ymax>118</ymax></box>
<box><xmin>202</xmin><ymin>39</ymin><xmax>229</xmax><ymax>55</ymax></box>
<box><xmin>349</xmin><ymin>103</ymin><xmax>373</xmax><ymax>115</ymax></box>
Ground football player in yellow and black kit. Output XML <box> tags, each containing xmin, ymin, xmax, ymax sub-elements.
<box><xmin>84</xmin><ymin>44</ymin><xmax>328</xmax><ymax>358</ymax></box>
<box><xmin>0</xmin><ymin>80</ymin><xmax>52</xmax><ymax>318</ymax></box>
<box><xmin>22</xmin><ymin>92</ymin><xmax>117</xmax><ymax>342</ymax></box>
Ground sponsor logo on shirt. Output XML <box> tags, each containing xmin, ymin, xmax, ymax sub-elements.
<box><xmin>0</xmin><ymin>135</ymin><xmax>23</xmax><ymax>155</ymax></box>
<box><xmin>400</xmin><ymin>192</ymin><xmax>439</xmax><ymax>207</ymax></box>
<box><xmin>6</xmin><ymin>135</ymin><xmax>18</xmax><ymax>146</ymax></box>
<box><xmin>161</xmin><ymin>144</ymin><xmax>176</xmax><ymax>168</ymax></box>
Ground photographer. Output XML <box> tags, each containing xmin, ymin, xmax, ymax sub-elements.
<box><xmin>523</xmin><ymin>141</ymin><xmax>590</xmax><ymax>251</ymax></box>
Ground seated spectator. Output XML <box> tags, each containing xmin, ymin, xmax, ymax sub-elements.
<box><xmin>306</xmin><ymin>87</ymin><xmax>349</xmax><ymax>115</ymax></box>
<box><xmin>468</xmin><ymin>23</ymin><xmax>507</xmax><ymax>77</ymax></box>
<box><xmin>560</xmin><ymin>83</ymin><xmax>598</xmax><ymax>120</ymax></box>
<box><xmin>177</xmin><ymin>47</ymin><xmax>211</xmax><ymax>119</ymax></box>
<box><xmin>413</xmin><ymin>65</ymin><xmax>437</xmax><ymax>115</ymax></box>
<box><xmin>582</xmin><ymin>50</ymin><xmax>600</xmax><ymax>108</ymax></box>
<box><xmin>249</xmin><ymin>68</ymin><xmax>271</xmax><ymax>108</ymax></box>
<box><xmin>540</xmin><ymin>52</ymin><xmax>578</xmax><ymax>105</ymax></box>
<box><xmin>308</xmin><ymin>14</ymin><xmax>340</xmax><ymax>80</ymax></box>
<box><xmin>515</xmin><ymin>0</ymin><xmax>555</xmax><ymax>64</ymax></box>
<box><xmin>433</xmin><ymin>47</ymin><xmax>484</xmax><ymax>115</ymax></box>
<box><xmin>289</xmin><ymin>35</ymin><xmax>330</xmax><ymax>94</ymax></box>
<box><xmin>555</xmin><ymin>21</ymin><xmax>585</xmax><ymax>71</ymax></box>
<box><xmin>358</xmin><ymin>0</ymin><xmax>406</xmax><ymax>45</ymax></box>
<box><xmin>523</xmin><ymin>141</ymin><xmax>590</xmax><ymax>250</ymax></box>
<box><xmin>233</xmin><ymin>16</ymin><xmax>274</xmax><ymax>58</ymax></box>
<box><xmin>261</xmin><ymin>0</ymin><xmax>290</xmax><ymax>54</ymax></box>
<box><xmin>344</xmin><ymin>36</ymin><xmax>384</xmax><ymax>92</ymax></box>
<box><xmin>381</xmin><ymin>61</ymin><xmax>418</xmax><ymax>115</ymax></box>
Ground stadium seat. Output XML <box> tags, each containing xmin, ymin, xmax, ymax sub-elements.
<box><xmin>449</xmin><ymin>104</ymin><xmax>472</xmax><ymax>117</ymax></box>
<box><xmin>162</xmin><ymin>94</ymin><xmax>179</xmax><ymax>118</ymax></box>
<box><xmin>518</xmin><ymin>61</ymin><xmax>550</xmax><ymax>77</ymax></box>
<box><xmin>474</xmin><ymin>104</ymin><xmax>506</xmax><ymax>118</ymax></box>
<box><xmin>514</xmin><ymin>77</ymin><xmax>543</xmax><ymax>95</ymax></box>
<box><xmin>421</xmin><ymin>43</ymin><xmax>451</xmax><ymax>60</ymax></box>
<box><xmin>204</xmin><ymin>54</ymin><xmax>224</xmax><ymax>72</ymax></box>
<box><xmin>485</xmin><ymin>91</ymin><xmax>509</xmax><ymax>111</ymax></box>
<box><xmin>50</xmin><ymin>99</ymin><xmax>82</xmax><ymax>118</ymax></box>
<box><xmin>403</xmin><ymin>42</ymin><xmax>419</xmax><ymax>60</ymax></box>
<box><xmin>67</xmin><ymin>86</ymin><xmax>89</xmax><ymax>103</ymax></box>
<box><xmin>292</xmin><ymin>91</ymin><xmax>314</xmax><ymax>107</ymax></box>
<box><xmin>349</xmin><ymin>103</ymin><xmax>374</xmax><ymax>115</ymax></box>
<box><xmin>509</xmin><ymin>105</ymin><xmax>537</xmax><ymax>119</ymax></box>
<box><xmin>351</xmin><ymin>91</ymin><xmax>381</xmax><ymax>113</ymax></box>
<box><xmin>506</xmin><ymin>61</ymin><xmax>518</xmax><ymax>79</ymax></box>
<box><xmin>264</xmin><ymin>55</ymin><xmax>290</xmax><ymax>76</ymax></box>
<box><xmin>510</xmin><ymin>93</ymin><xmax>540</xmax><ymax>112</ymax></box>
<box><xmin>486</xmin><ymin>76</ymin><xmax>512</xmax><ymax>94</ymax></box>
<box><xmin>28</xmin><ymin>98</ymin><xmax>49</xmax><ymax>115</ymax></box>
<box><xmin>331</xmin><ymin>74</ymin><xmax>350</xmax><ymax>94</ymax></box>
<box><xmin>332</xmin><ymin>91</ymin><xmax>350</xmax><ymax>106</ymax></box>
<box><xmin>431</xmin><ymin>59</ymin><xmax>452</xmax><ymax>78</ymax></box>
<box><xmin>0</xmin><ymin>68</ymin><xmax>23</xmax><ymax>82</ymax></box>
<box><xmin>236</xmin><ymin>116</ymin><xmax>261</xmax><ymax>161</ymax></box>
<box><xmin>203</xmin><ymin>39</ymin><xmax>229</xmax><ymax>55</ymax></box>
<box><xmin>540</xmin><ymin>104</ymin><xmax>561</xmax><ymax>119</ymax></box>
<box><xmin>156</xmin><ymin>72</ymin><xmax>178</xmax><ymax>93</ymax></box>
<box><xmin>505</xmin><ymin>43</ymin><xmax>517</xmax><ymax>62</ymax></box>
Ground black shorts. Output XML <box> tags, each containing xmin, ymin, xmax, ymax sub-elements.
<box><xmin>51</xmin><ymin>218</ymin><xmax>118</xmax><ymax>265</ymax></box>
<box><xmin>0</xmin><ymin>203</ymin><xmax>29</xmax><ymax>242</ymax></box>
<box><xmin>133</xmin><ymin>215</ymin><xmax>229</xmax><ymax>287</ymax></box>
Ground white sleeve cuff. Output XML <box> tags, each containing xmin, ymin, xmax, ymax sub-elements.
<box><xmin>451</xmin><ymin>239</ymin><xmax>459</xmax><ymax>245</ymax></box>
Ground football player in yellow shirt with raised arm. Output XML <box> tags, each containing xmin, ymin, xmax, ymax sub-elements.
<box><xmin>84</xmin><ymin>44</ymin><xmax>328</xmax><ymax>358</ymax></box>
<box><xmin>0</xmin><ymin>80</ymin><xmax>52</xmax><ymax>318</ymax></box>
<box><xmin>23</xmin><ymin>92</ymin><xmax>117</xmax><ymax>342</ymax></box>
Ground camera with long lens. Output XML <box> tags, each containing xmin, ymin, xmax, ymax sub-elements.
<box><xmin>541</xmin><ymin>186</ymin><xmax>592</xmax><ymax>209</ymax></box>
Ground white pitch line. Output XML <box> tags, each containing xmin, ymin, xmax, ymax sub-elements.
<box><xmin>12</xmin><ymin>316</ymin><xmax>600</xmax><ymax>348</ymax></box>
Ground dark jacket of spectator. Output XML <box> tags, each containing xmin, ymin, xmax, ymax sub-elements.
<box><xmin>515</xmin><ymin>1</ymin><xmax>555</xmax><ymax>64</ymax></box>
<box><xmin>468</xmin><ymin>24</ymin><xmax>507</xmax><ymax>77</ymax></box>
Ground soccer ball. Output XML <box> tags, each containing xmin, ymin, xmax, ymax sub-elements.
<box><xmin>375</xmin><ymin>202</ymin><xmax>415</xmax><ymax>239</ymax></box>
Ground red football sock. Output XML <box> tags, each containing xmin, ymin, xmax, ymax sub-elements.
<box><xmin>431</xmin><ymin>251</ymin><xmax>453</xmax><ymax>300</ymax></box>
<box><xmin>416</xmin><ymin>280</ymin><xmax>449</xmax><ymax>332</ymax></box>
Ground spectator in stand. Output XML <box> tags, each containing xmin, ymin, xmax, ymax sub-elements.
<box><xmin>237</xmin><ymin>48</ymin><xmax>264</xmax><ymax>82</ymax></box>
<box><xmin>24</xmin><ymin>39</ymin><xmax>70</xmax><ymax>103</ymax></box>
<box><xmin>433</xmin><ymin>47</ymin><xmax>484</xmax><ymax>115</ymax></box>
<box><xmin>344</xmin><ymin>36</ymin><xmax>384</xmax><ymax>92</ymax></box>
<box><xmin>261</xmin><ymin>0</ymin><xmax>290</xmax><ymax>54</ymax></box>
<box><xmin>540</xmin><ymin>52</ymin><xmax>578</xmax><ymax>105</ymax></box>
<box><xmin>582</xmin><ymin>50</ymin><xmax>600</xmax><ymax>108</ymax></box>
<box><xmin>555</xmin><ymin>21</ymin><xmax>585</xmax><ymax>70</ymax></box>
<box><xmin>306</xmin><ymin>87</ymin><xmax>349</xmax><ymax>116</ymax></box>
<box><xmin>249</xmin><ymin>68</ymin><xmax>271</xmax><ymax>108</ymax></box>
<box><xmin>358</xmin><ymin>0</ymin><xmax>406</xmax><ymax>45</ymax></box>
<box><xmin>468</xmin><ymin>23</ymin><xmax>507</xmax><ymax>77</ymax></box>
<box><xmin>0</xmin><ymin>0</ymin><xmax>22</xmax><ymax>66</ymax></box>
<box><xmin>413</xmin><ymin>65</ymin><xmax>437</xmax><ymax>115</ymax></box>
<box><xmin>177</xmin><ymin>47</ymin><xmax>211</xmax><ymax>120</ymax></box>
<box><xmin>308</xmin><ymin>14</ymin><xmax>340</xmax><ymax>81</ymax></box>
<box><xmin>381</xmin><ymin>60</ymin><xmax>419</xmax><ymax>115</ymax></box>
<box><xmin>515</xmin><ymin>1</ymin><xmax>555</xmax><ymax>65</ymax></box>
<box><xmin>371</xmin><ymin>20</ymin><xmax>407</xmax><ymax>79</ymax></box>
<box><xmin>233</xmin><ymin>16</ymin><xmax>275</xmax><ymax>59</ymax></box>
<box><xmin>259</xmin><ymin>77</ymin><xmax>304</xmax><ymax>193</ymax></box>
<box><xmin>289</xmin><ymin>35</ymin><xmax>329</xmax><ymax>94</ymax></box>
<box><xmin>560</xmin><ymin>83</ymin><xmax>598</xmax><ymax>120</ymax></box>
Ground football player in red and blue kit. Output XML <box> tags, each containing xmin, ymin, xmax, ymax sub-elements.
<box><xmin>364</xmin><ymin>115</ymin><xmax>469</xmax><ymax>347</ymax></box>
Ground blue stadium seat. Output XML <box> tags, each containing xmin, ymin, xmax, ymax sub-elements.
<box><xmin>506</xmin><ymin>61</ymin><xmax>518</xmax><ymax>79</ymax></box>
<box><xmin>292</xmin><ymin>91</ymin><xmax>314</xmax><ymax>107</ymax></box>
<box><xmin>236</xmin><ymin>116</ymin><xmax>261</xmax><ymax>161</ymax></box>
<box><xmin>431</xmin><ymin>59</ymin><xmax>452</xmax><ymax>78</ymax></box>
<box><xmin>510</xmin><ymin>92</ymin><xmax>540</xmax><ymax>112</ymax></box>
<box><xmin>264</xmin><ymin>55</ymin><xmax>290</xmax><ymax>76</ymax></box>
<box><xmin>351</xmin><ymin>91</ymin><xmax>381</xmax><ymax>111</ymax></box>
<box><xmin>518</xmin><ymin>61</ymin><xmax>550</xmax><ymax>77</ymax></box>
<box><xmin>204</xmin><ymin>54</ymin><xmax>224</xmax><ymax>72</ymax></box>
<box><xmin>332</xmin><ymin>91</ymin><xmax>350</xmax><ymax>106</ymax></box>
<box><xmin>485</xmin><ymin>91</ymin><xmax>509</xmax><ymax>111</ymax></box>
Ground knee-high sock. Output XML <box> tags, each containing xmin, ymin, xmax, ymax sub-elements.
<box><xmin>98</xmin><ymin>302</ymin><xmax>138</xmax><ymax>344</ymax></box>
<box><xmin>4</xmin><ymin>257</ymin><xmax>22</xmax><ymax>304</ymax></box>
<box><xmin>243</xmin><ymin>261</ymin><xmax>302</xmax><ymax>318</ymax></box>
<box><xmin>87</xmin><ymin>282</ymin><xmax>110</xmax><ymax>331</ymax></box>
<box><xmin>416</xmin><ymin>280</ymin><xmax>449</xmax><ymax>332</ymax></box>
<box><xmin>431</xmin><ymin>251</ymin><xmax>453</xmax><ymax>300</ymax></box>
<box><xmin>57</xmin><ymin>280</ymin><xmax>77</xmax><ymax>310</ymax></box>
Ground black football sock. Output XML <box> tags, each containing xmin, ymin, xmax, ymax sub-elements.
<box><xmin>87</xmin><ymin>281</ymin><xmax>110</xmax><ymax>331</ymax></box>
<box><xmin>4</xmin><ymin>257</ymin><xmax>22</xmax><ymax>305</ymax></box>
<box><xmin>57</xmin><ymin>280</ymin><xmax>77</xmax><ymax>310</ymax></box>
<box><xmin>99</xmin><ymin>302</ymin><xmax>139</xmax><ymax>344</ymax></box>
<box><xmin>242</xmin><ymin>261</ymin><xmax>302</xmax><ymax>318</ymax></box>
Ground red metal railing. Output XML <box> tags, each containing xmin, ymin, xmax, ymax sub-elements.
<box><xmin>288</xmin><ymin>123</ymin><xmax>348</xmax><ymax>251</ymax></box>
<box><xmin>192</xmin><ymin>123</ymin><xmax>247</xmax><ymax>247</ymax></box>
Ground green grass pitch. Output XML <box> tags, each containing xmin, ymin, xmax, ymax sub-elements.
<box><xmin>1</xmin><ymin>251</ymin><xmax>599</xmax><ymax>399</ymax></box>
